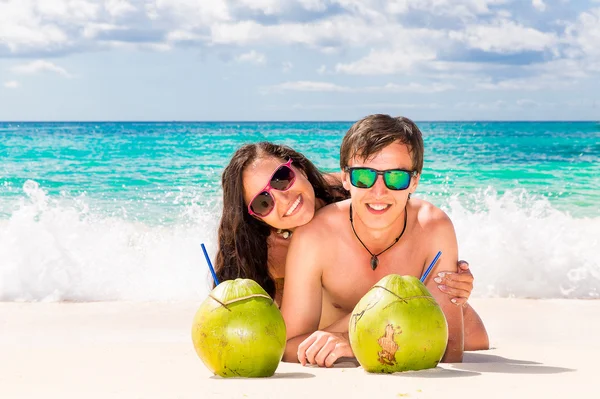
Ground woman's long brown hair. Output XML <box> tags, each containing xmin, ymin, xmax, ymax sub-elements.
<box><xmin>214</xmin><ymin>142</ymin><xmax>347</xmax><ymax>298</ymax></box>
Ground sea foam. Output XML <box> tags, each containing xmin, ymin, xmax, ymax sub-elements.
<box><xmin>0</xmin><ymin>181</ymin><xmax>598</xmax><ymax>301</ymax></box>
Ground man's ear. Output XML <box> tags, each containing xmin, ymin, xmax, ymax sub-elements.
<box><xmin>410</xmin><ymin>172</ymin><xmax>421</xmax><ymax>195</ymax></box>
<box><xmin>341</xmin><ymin>169</ymin><xmax>351</xmax><ymax>191</ymax></box>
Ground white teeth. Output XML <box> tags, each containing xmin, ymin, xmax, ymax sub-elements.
<box><xmin>285</xmin><ymin>196</ymin><xmax>302</xmax><ymax>216</ymax></box>
<box><xmin>368</xmin><ymin>204</ymin><xmax>389</xmax><ymax>211</ymax></box>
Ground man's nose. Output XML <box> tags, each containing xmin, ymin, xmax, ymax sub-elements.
<box><xmin>370</xmin><ymin>174</ymin><xmax>388</xmax><ymax>197</ymax></box>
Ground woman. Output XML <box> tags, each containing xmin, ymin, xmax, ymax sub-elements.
<box><xmin>215</xmin><ymin>142</ymin><xmax>475</xmax><ymax>306</ymax></box>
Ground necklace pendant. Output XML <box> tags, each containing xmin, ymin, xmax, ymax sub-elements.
<box><xmin>277</xmin><ymin>229</ymin><xmax>291</xmax><ymax>239</ymax></box>
<box><xmin>370</xmin><ymin>256</ymin><xmax>379</xmax><ymax>270</ymax></box>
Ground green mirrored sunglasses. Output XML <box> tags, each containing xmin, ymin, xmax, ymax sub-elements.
<box><xmin>344</xmin><ymin>167</ymin><xmax>415</xmax><ymax>190</ymax></box>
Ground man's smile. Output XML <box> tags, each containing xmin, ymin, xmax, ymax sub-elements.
<box><xmin>366</xmin><ymin>203</ymin><xmax>391</xmax><ymax>214</ymax></box>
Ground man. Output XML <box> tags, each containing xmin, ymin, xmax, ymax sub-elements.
<box><xmin>280</xmin><ymin>114</ymin><xmax>488</xmax><ymax>367</ymax></box>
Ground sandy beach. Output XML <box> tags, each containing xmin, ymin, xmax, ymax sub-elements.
<box><xmin>0</xmin><ymin>298</ymin><xmax>596</xmax><ymax>399</ymax></box>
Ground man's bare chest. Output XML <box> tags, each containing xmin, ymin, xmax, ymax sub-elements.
<box><xmin>321</xmin><ymin>240</ymin><xmax>427</xmax><ymax>311</ymax></box>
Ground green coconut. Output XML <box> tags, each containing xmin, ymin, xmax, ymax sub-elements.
<box><xmin>191</xmin><ymin>278</ymin><xmax>286</xmax><ymax>378</ymax></box>
<box><xmin>349</xmin><ymin>274</ymin><xmax>448</xmax><ymax>373</ymax></box>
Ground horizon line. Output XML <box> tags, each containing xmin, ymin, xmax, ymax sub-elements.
<box><xmin>1</xmin><ymin>120</ymin><xmax>598</xmax><ymax>123</ymax></box>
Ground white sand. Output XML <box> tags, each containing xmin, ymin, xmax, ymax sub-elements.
<box><xmin>0</xmin><ymin>299</ymin><xmax>596</xmax><ymax>399</ymax></box>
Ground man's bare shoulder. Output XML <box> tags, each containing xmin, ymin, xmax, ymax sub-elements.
<box><xmin>410</xmin><ymin>198</ymin><xmax>454</xmax><ymax>233</ymax></box>
<box><xmin>294</xmin><ymin>199</ymin><xmax>350</xmax><ymax>238</ymax></box>
<box><xmin>286</xmin><ymin>200</ymin><xmax>350</xmax><ymax>271</ymax></box>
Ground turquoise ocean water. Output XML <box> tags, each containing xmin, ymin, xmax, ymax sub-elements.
<box><xmin>1</xmin><ymin>121</ymin><xmax>599</xmax><ymax>301</ymax></box>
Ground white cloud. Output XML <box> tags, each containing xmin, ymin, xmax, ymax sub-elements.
<box><xmin>454</xmin><ymin>100</ymin><xmax>508</xmax><ymax>110</ymax></box>
<box><xmin>286</xmin><ymin>101</ymin><xmax>442</xmax><ymax>110</ymax></box>
<box><xmin>455</xmin><ymin>99</ymin><xmax>554</xmax><ymax>110</ymax></box>
<box><xmin>472</xmin><ymin>71</ymin><xmax>575</xmax><ymax>91</ymax></box>
<box><xmin>268</xmin><ymin>81</ymin><xmax>350</xmax><ymax>92</ymax></box>
<box><xmin>0</xmin><ymin>0</ymin><xmax>229</xmax><ymax>55</ymax></box>
<box><xmin>354</xmin><ymin>0</ymin><xmax>509</xmax><ymax>19</ymax></box>
<box><xmin>0</xmin><ymin>0</ymin><xmax>597</xmax><ymax>96</ymax></box>
<box><xmin>36</xmin><ymin>0</ymin><xmax>99</xmax><ymax>21</ymax></box>
<box><xmin>360</xmin><ymin>102</ymin><xmax>441</xmax><ymax>110</ymax></box>
<box><xmin>82</xmin><ymin>22</ymin><xmax>119</xmax><ymax>39</ymax></box>
<box><xmin>150</xmin><ymin>0</ymin><xmax>230</xmax><ymax>27</ymax></box>
<box><xmin>210</xmin><ymin>21</ymin><xmax>263</xmax><ymax>45</ymax></box>
<box><xmin>0</xmin><ymin>0</ymin><xmax>71</xmax><ymax>53</ymax></box>
<box><xmin>210</xmin><ymin>15</ymin><xmax>438</xmax><ymax>51</ymax></box>
<box><xmin>474</xmin><ymin>78</ymin><xmax>537</xmax><ymax>90</ymax></box>
<box><xmin>449</xmin><ymin>19</ymin><xmax>557</xmax><ymax>53</ymax></box>
<box><xmin>10</xmin><ymin>60</ymin><xmax>72</xmax><ymax>78</ymax></box>
<box><xmin>335</xmin><ymin>46</ymin><xmax>438</xmax><ymax>74</ymax></box>
<box><xmin>105</xmin><ymin>0</ymin><xmax>136</xmax><ymax>17</ymax></box>
<box><xmin>373</xmin><ymin>82</ymin><xmax>455</xmax><ymax>93</ymax></box>
<box><xmin>532</xmin><ymin>0</ymin><xmax>546</xmax><ymax>12</ymax></box>
<box><xmin>265</xmin><ymin>80</ymin><xmax>455</xmax><ymax>93</ymax></box>
<box><xmin>565</xmin><ymin>8</ymin><xmax>600</xmax><ymax>59</ymax></box>
<box><xmin>426</xmin><ymin>60</ymin><xmax>506</xmax><ymax>76</ymax></box>
<box><xmin>298</xmin><ymin>0</ymin><xmax>328</xmax><ymax>12</ymax></box>
<box><xmin>140</xmin><ymin>42</ymin><xmax>171</xmax><ymax>52</ymax></box>
<box><xmin>3</xmin><ymin>81</ymin><xmax>20</xmax><ymax>89</ymax></box>
<box><xmin>236</xmin><ymin>50</ymin><xmax>266</xmax><ymax>65</ymax></box>
<box><xmin>166</xmin><ymin>30</ymin><xmax>203</xmax><ymax>43</ymax></box>
<box><xmin>237</xmin><ymin>0</ymin><xmax>282</xmax><ymax>15</ymax></box>
<box><xmin>531</xmin><ymin>59</ymin><xmax>590</xmax><ymax>79</ymax></box>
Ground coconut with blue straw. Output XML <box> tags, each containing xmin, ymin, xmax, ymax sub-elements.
<box><xmin>191</xmin><ymin>243</ymin><xmax>286</xmax><ymax>378</ymax></box>
<box><xmin>348</xmin><ymin>251</ymin><xmax>448</xmax><ymax>373</ymax></box>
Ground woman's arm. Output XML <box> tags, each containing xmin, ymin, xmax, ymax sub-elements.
<box><xmin>436</xmin><ymin>260</ymin><xmax>474</xmax><ymax>305</ymax></box>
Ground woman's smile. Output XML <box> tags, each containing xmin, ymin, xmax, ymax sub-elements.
<box><xmin>283</xmin><ymin>194</ymin><xmax>303</xmax><ymax>217</ymax></box>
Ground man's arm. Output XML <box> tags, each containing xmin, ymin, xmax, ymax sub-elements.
<box><xmin>279</xmin><ymin>223</ymin><xmax>326</xmax><ymax>363</ymax></box>
<box><xmin>422</xmin><ymin>210</ymin><xmax>464</xmax><ymax>363</ymax></box>
<box><xmin>292</xmin><ymin>311</ymin><xmax>354</xmax><ymax>367</ymax></box>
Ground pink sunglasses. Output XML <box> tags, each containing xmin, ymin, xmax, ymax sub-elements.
<box><xmin>247</xmin><ymin>158</ymin><xmax>296</xmax><ymax>217</ymax></box>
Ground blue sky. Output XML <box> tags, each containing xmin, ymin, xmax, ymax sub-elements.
<box><xmin>0</xmin><ymin>0</ymin><xmax>599</xmax><ymax>121</ymax></box>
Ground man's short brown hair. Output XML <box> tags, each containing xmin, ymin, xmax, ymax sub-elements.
<box><xmin>339</xmin><ymin>114</ymin><xmax>424</xmax><ymax>173</ymax></box>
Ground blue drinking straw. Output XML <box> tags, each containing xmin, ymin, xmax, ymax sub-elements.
<box><xmin>420</xmin><ymin>251</ymin><xmax>442</xmax><ymax>283</ymax></box>
<box><xmin>201</xmin><ymin>243</ymin><xmax>220</xmax><ymax>286</ymax></box>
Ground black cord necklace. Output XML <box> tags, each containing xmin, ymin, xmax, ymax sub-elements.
<box><xmin>349</xmin><ymin>203</ymin><xmax>408</xmax><ymax>270</ymax></box>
